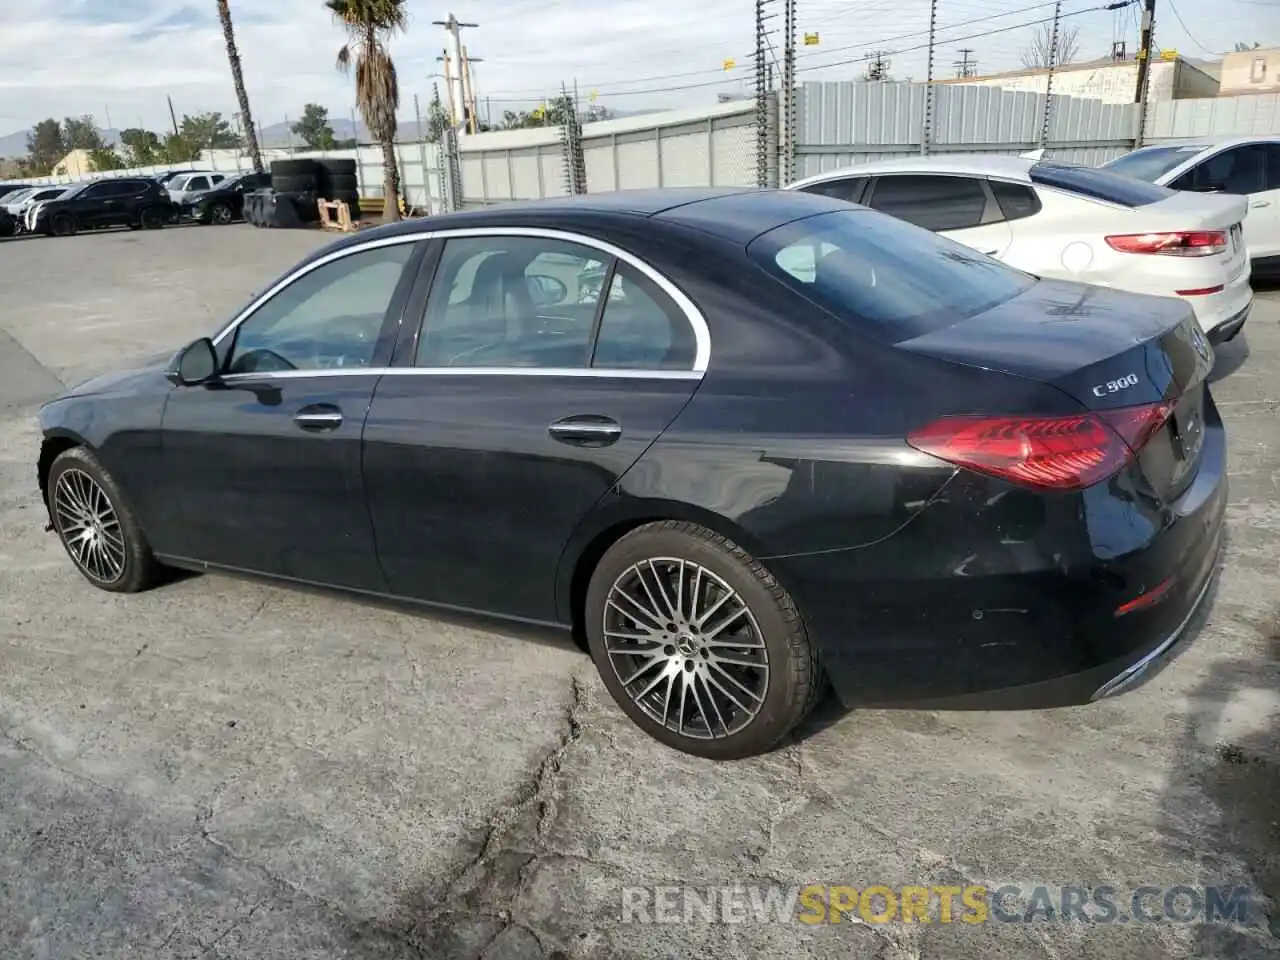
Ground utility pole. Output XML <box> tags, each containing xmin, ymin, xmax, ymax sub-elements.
<box><xmin>166</xmin><ymin>95</ymin><xmax>180</xmax><ymax>138</ymax></box>
<box><xmin>921</xmin><ymin>0</ymin><xmax>938</xmax><ymax>155</ymax></box>
<box><xmin>865</xmin><ymin>51</ymin><xmax>891</xmax><ymax>81</ymax></box>
<box><xmin>1040</xmin><ymin>0</ymin><xmax>1062</xmax><ymax>147</ymax></box>
<box><xmin>1133</xmin><ymin>0</ymin><xmax>1156</xmax><ymax>146</ymax></box>
<box><xmin>433</xmin><ymin>14</ymin><xmax>477</xmax><ymax>132</ymax></box>
<box><xmin>461</xmin><ymin>47</ymin><xmax>483</xmax><ymax>133</ymax></box>
<box><xmin>783</xmin><ymin>0</ymin><xmax>796</xmax><ymax>185</ymax></box>
<box><xmin>953</xmin><ymin>49</ymin><xmax>977</xmax><ymax>78</ymax></box>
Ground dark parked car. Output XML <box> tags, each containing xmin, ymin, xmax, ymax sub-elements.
<box><xmin>35</xmin><ymin>188</ymin><xmax>1226</xmax><ymax>759</ymax></box>
<box><xmin>32</xmin><ymin>177</ymin><xmax>177</xmax><ymax>236</ymax></box>
<box><xmin>0</xmin><ymin>182</ymin><xmax>36</xmax><ymax>201</ymax></box>
<box><xmin>182</xmin><ymin>172</ymin><xmax>271</xmax><ymax>224</ymax></box>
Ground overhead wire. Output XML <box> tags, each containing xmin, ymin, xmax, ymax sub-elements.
<box><xmin>480</xmin><ymin>0</ymin><xmax>1126</xmax><ymax>100</ymax></box>
<box><xmin>1163</xmin><ymin>0</ymin><xmax>1220</xmax><ymax>55</ymax></box>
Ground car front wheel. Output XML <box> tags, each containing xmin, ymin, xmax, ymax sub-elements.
<box><xmin>47</xmin><ymin>447</ymin><xmax>159</xmax><ymax>593</ymax></box>
<box><xmin>585</xmin><ymin>521</ymin><xmax>824</xmax><ymax>760</ymax></box>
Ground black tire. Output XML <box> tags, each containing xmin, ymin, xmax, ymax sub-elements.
<box><xmin>208</xmin><ymin>202</ymin><xmax>234</xmax><ymax>225</ymax></box>
<box><xmin>584</xmin><ymin>521</ymin><xmax>825</xmax><ymax>760</ymax></box>
<box><xmin>269</xmin><ymin>159</ymin><xmax>321</xmax><ymax>178</ymax></box>
<box><xmin>0</xmin><ymin>216</ymin><xmax>13</xmax><ymax>239</ymax></box>
<box><xmin>46</xmin><ymin>447</ymin><xmax>160</xmax><ymax>594</ymax></box>
<box><xmin>50</xmin><ymin>213</ymin><xmax>77</xmax><ymax>237</ymax></box>
<box><xmin>325</xmin><ymin>174</ymin><xmax>359</xmax><ymax>194</ymax></box>
<box><xmin>319</xmin><ymin>158</ymin><xmax>357</xmax><ymax>177</ymax></box>
<box><xmin>139</xmin><ymin>207</ymin><xmax>166</xmax><ymax>229</ymax></box>
<box><xmin>271</xmin><ymin>174</ymin><xmax>319</xmax><ymax>194</ymax></box>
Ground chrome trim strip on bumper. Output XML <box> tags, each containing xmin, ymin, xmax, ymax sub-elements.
<box><xmin>1089</xmin><ymin>538</ymin><xmax>1221</xmax><ymax>702</ymax></box>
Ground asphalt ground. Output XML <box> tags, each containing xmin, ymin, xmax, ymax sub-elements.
<box><xmin>0</xmin><ymin>223</ymin><xmax>1277</xmax><ymax>960</ymax></box>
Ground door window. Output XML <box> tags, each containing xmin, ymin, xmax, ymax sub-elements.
<box><xmin>801</xmin><ymin>176</ymin><xmax>869</xmax><ymax>204</ymax></box>
<box><xmin>169</xmin><ymin>176</ymin><xmax>190</xmax><ymax>192</ymax></box>
<box><xmin>591</xmin><ymin>264</ymin><xmax>697</xmax><ymax>370</ymax></box>
<box><xmin>80</xmin><ymin>182</ymin><xmax>115</xmax><ymax>200</ymax></box>
<box><xmin>188</xmin><ymin>176</ymin><xmax>211</xmax><ymax>191</ymax></box>
<box><xmin>1171</xmin><ymin>145</ymin><xmax>1267</xmax><ymax>195</ymax></box>
<box><xmin>415</xmin><ymin>235</ymin><xmax>604</xmax><ymax>369</ymax></box>
<box><xmin>1265</xmin><ymin>145</ymin><xmax>1280</xmax><ymax>190</ymax></box>
<box><xmin>211</xmin><ymin>175</ymin><xmax>226</xmax><ymax>185</ymax></box>
<box><xmin>867</xmin><ymin>175</ymin><xmax>989</xmax><ymax>231</ymax></box>
<box><xmin>225</xmin><ymin>242</ymin><xmax>417</xmax><ymax>374</ymax></box>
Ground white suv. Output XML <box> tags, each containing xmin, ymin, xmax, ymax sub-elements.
<box><xmin>1102</xmin><ymin>137</ymin><xmax>1280</xmax><ymax>280</ymax></box>
<box><xmin>165</xmin><ymin>172</ymin><xmax>227</xmax><ymax>206</ymax></box>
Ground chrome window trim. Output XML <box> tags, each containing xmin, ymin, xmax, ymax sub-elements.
<box><xmin>219</xmin><ymin>366</ymin><xmax>703</xmax><ymax>382</ymax></box>
<box><xmin>209</xmin><ymin>226</ymin><xmax>712</xmax><ymax>374</ymax></box>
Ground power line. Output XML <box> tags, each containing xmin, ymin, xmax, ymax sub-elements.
<box><xmin>1164</xmin><ymin>0</ymin><xmax>1218</xmax><ymax>55</ymax></box>
<box><xmin>480</xmin><ymin>2</ymin><xmax>1134</xmax><ymax>103</ymax></box>
<box><xmin>481</xmin><ymin>0</ymin><xmax>1096</xmax><ymax>98</ymax></box>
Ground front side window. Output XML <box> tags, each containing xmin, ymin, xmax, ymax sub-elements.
<box><xmin>415</xmin><ymin>236</ymin><xmax>604</xmax><ymax>369</ymax></box>
<box><xmin>749</xmin><ymin>209</ymin><xmax>1035</xmax><ymax>342</ymax></box>
<box><xmin>188</xmin><ymin>176</ymin><xmax>211</xmax><ymax>191</ymax></box>
<box><xmin>169</xmin><ymin>176</ymin><xmax>190</xmax><ymax>192</ymax></box>
<box><xmin>1171</xmin><ymin>145</ymin><xmax>1267</xmax><ymax>195</ymax></box>
<box><xmin>225</xmin><ymin>242</ymin><xmax>416</xmax><ymax>374</ymax></box>
<box><xmin>866</xmin><ymin>175</ymin><xmax>989</xmax><ymax>231</ymax></box>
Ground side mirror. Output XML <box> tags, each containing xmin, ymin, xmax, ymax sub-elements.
<box><xmin>526</xmin><ymin>273</ymin><xmax>568</xmax><ymax>308</ymax></box>
<box><xmin>166</xmin><ymin>337</ymin><xmax>219</xmax><ymax>386</ymax></box>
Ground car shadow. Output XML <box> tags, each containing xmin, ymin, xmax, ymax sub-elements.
<box><xmin>1159</xmin><ymin>606</ymin><xmax>1280</xmax><ymax>955</ymax></box>
<box><xmin>1210</xmin><ymin>332</ymin><xmax>1251</xmax><ymax>383</ymax></box>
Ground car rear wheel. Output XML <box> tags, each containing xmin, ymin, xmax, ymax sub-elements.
<box><xmin>139</xmin><ymin>207</ymin><xmax>165</xmax><ymax>229</ymax></box>
<box><xmin>50</xmin><ymin>213</ymin><xmax>77</xmax><ymax>237</ymax></box>
<box><xmin>47</xmin><ymin>447</ymin><xmax>159</xmax><ymax>593</ymax></box>
<box><xmin>585</xmin><ymin>521</ymin><xmax>825</xmax><ymax>759</ymax></box>
<box><xmin>210</xmin><ymin>203</ymin><xmax>234</xmax><ymax>225</ymax></box>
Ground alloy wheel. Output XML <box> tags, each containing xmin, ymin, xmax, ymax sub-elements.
<box><xmin>52</xmin><ymin>468</ymin><xmax>127</xmax><ymax>584</ymax></box>
<box><xmin>212</xmin><ymin>205</ymin><xmax>233</xmax><ymax>224</ymax></box>
<box><xmin>602</xmin><ymin>557</ymin><xmax>770</xmax><ymax>740</ymax></box>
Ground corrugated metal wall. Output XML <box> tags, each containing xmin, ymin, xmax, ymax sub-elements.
<box><xmin>794</xmin><ymin>81</ymin><xmax>1139</xmax><ymax>178</ymax></box>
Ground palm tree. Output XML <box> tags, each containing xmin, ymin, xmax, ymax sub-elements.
<box><xmin>215</xmin><ymin>0</ymin><xmax>265</xmax><ymax>174</ymax></box>
<box><xmin>327</xmin><ymin>0</ymin><xmax>405</xmax><ymax>222</ymax></box>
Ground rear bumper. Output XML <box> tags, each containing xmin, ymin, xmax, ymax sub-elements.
<box><xmin>1207</xmin><ymin>303</ymin><xmax>1250</xmax><ymax>345</ymax></box>
<box><xmin>773</xmin><ymin>400</ymin><xmax>1229</xmax><ymax>710</ymax></box>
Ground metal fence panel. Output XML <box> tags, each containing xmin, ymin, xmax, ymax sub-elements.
<box><xmin>1146</xmin><ymin>93</ymin><xmax>1280</xmax><ymax>141</ymax></box>
<box><xmin>794</xmin><ymin>81</ymin><xmax>1139</xmax><ymax>178</ymax></box>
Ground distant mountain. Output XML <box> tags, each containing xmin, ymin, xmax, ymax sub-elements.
<box><xmin>0</xmin><ymin>126</ymin><xmax>121</xmax><ymax>162</ymax></box>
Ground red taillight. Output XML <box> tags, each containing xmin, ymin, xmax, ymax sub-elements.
<box><xmin>1105</xmin><ymin>231</ymin><xmax>1227</xmax><ymax>257</ymax></box>
<box><xmin>907</xmin><ymin>402</ymin><xmax>1175</xmax><ymax>492</ymax></box>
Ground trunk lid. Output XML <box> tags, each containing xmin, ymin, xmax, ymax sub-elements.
<box><xmin>899</xmin><ymin>278</ymin><xmax>1215</xmax><ymax>501</ymax></box>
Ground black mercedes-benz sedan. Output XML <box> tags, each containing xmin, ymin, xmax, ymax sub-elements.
<box><xmin>35</xmin><ymin>187</ymin><xmax>1227</xmax><ymax>759</ymax></box>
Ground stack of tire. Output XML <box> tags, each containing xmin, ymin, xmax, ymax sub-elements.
<box><xmin>256</xmin><ymin>158</ymin><xmax>361</xmax><ymax>229</ymax></box>
<box><xmin>317</xmin><ymin>159</ymin><xmax>361</xmax><ymax>222</ymax></box>
<box><xmin>268</xmin><ymin>159</ymin><xmax>322</xmax><ymax>226</ymax></box>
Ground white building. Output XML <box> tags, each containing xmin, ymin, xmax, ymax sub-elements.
<box><xmin>1219</xmin><ymin>47</ymin><xmax>1280</xmax><ymax>96</ymax></box>
<box><xmin>938</xmin><ymin>55</ymin><xmax>1220</xmax><ymax>104</ymax></box>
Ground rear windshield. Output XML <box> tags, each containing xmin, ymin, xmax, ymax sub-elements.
<box><xmin>747</xmin><ymin>209</ymin><xmax>1036</xmax><ymax>342</ymax></box>
<box><xmin>1100</xmin><ymin>145</ymin><xmax>1205</xmax><ymax>182</ymax></box>
<box><xmin>1030</xmin><ymin>160</ymin><xmax>1174</xmax><ymax>207</ymax></box>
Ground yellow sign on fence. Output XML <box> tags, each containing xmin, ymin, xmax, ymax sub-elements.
<box><xmin>804</xmin><ymin>32</ymin><xmax>820</xmax><ymax>45</ymax></box>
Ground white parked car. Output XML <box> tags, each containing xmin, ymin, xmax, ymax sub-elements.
<box><xmin>1101</xmin><ymin>136</ymin><xmax>1280</xmax><ymax>281</ymax></box>
<box><xmin>2</xmin><ymin>186</ymin><xmax>70</xmax><ymax>223</ymax></box>
<box><xmin>787</xmin><ymin>155</ymin><xmax>1251</xmax><ymax>343</ymax></box>
<box><xmin>165</xmin><ymin>171</ymin><xmax>228</xmax><ymax>206</ymax></box>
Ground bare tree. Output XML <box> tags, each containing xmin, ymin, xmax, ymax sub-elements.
<box><xmin>1020</xmin><ymin>21</ymin><xmax>1081</xmax><ymax>70</ymax></box>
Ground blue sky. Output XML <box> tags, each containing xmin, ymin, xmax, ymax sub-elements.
<box><xmin>0</xmin><ymin>0</ymin><xmax>1275</xmax><ymax>135</ymax></box>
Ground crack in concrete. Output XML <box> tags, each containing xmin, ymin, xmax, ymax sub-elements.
<box><xmin>418</xmin><ymin>671</ymin><xmax>592</xmax><ymax>957</ymax></box>
<box><xmin>193</xmin><ymin>780</ymin><xmax>431</xmax><ymax>958</ymax></box>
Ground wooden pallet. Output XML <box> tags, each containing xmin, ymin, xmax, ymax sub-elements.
<box><xmin>317</xmin><ymin>199</ymin><xmax>357</xmax><ymax>232</ymax></box>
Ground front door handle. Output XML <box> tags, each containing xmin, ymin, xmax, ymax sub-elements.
<box><xmin>1250</xmin><ymin>200</ymin><xmax>1271</xmax><ymax>208</ymax></box>
<box><xmin>294</xmin><ymin>404</ymin><xmax>343</xmax><ymax>431</ymax></box>
<box><xmin>548</xmin><ymin>415</ymin><xmax>621</xmax><ymax>446</ymax></box>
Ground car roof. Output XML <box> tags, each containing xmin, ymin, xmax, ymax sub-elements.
<box><xmin>314</xmin><ymin>187</ymin><xmax>854</xmax><ymax>258</ymax></box>
<box><xmin>789</xmin><ymin>154</ymin><xmax>1037</xmax><ymax>188</ymax></box>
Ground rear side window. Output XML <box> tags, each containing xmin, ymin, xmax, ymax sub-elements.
<box><xmin>1029</xmin><ymin>161</ymin><xmax>1173</xmax><ymax>207</ymax></box>
<box><xmin>866</xmin><ymin>175</ymin><xmax>988</xmax><ymax>231</ymax></box>
<box><xmin>1101</xmin><ymin>145</ymin><xmax>1205</xmax><ymax>183</ymax></box>
<box><xmin>990</xmin><ymin>181</ymin><xmax>1042</xmax><ymax>222</ymax></box>
<box><xmin>748</xmin><ymin>209</ymin><xmax>1036</xmax><ymax>342</ymax></box>
<box><xmin>800</xmin><ymin>176</ymin><xmax>869</xmax><ymax>204</ymax></box>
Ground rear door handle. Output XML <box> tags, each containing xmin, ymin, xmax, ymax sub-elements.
<box><xmin>294</xmin><ymin>404</ymin><xmax>343</xmax><ymax>431</ymax></box>
<box><xmin>1250</xmin><ymin>200</ymin><xmax>1271</xmax><ymax>208</ymax></box>
<box><xmin>548</xmin><ymin>415</ymin><xmax>621</xmax><ymax>446</ymax></box>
